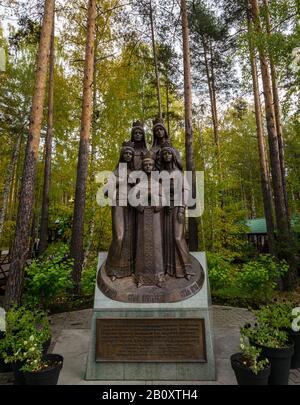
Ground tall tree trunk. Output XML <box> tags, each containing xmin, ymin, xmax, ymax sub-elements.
<box><xmin>202</xmin><ymin>37</ymin><xmax>223</xmax><ymax>208</ymax></box>
<box><xmin>39</xmin><ymin>15</ymin><xmax>55</xmax><ymax>256</ymax></box>
<box><xmin>8</xmin><ymin>133</ymin><xmax>24</xmax><ymax>222</ymax></box>
<box><xmin>84</xmin><ymin>36</ymin><xmax>98</xmax><ymax>269</ymax></box>
<box><xmin>209</xmin><ymin>40</ymin><xmax>224</xmax><ymax>208</ymax></box>
<box><xmin>262</xmin><ymin>0</ymin><xmax>289</xmax><ymax>222</ymax></box>
<box><xmin>166</xmin><ymin>78</ymin><xmax>170</xmax><ymax>135</ymax></box>
<box><xmin>250</xmin><ymin>0</ymin><xmax>296</xmax><ymax>289</ymax></box>
<box><xmin>180</xmin><ymin>0</ymin><xmax>198</xmax><ymax>251</ymax></box>
<box><xmin>70</xmin><ymin>0</ymin><xmax>96</xmax><ymax>294</ymax></box>
<box><xmin>4</xmin><ymin>0</ymin><xmax>55</xmax><ymax>310</ymax></box>
<box><xmin>247</xmin><ymin>15</ymin><xmax>276</xmax><ymax>256</ymax></box>
<box><xmin>202</xmin><ymin>37</ymin><xmax>218</xmax><ymax>146</ymax></box>
<box><xmin>149</xmin><ymin>0</ymin><xmax>162</xmax><ymax>119</ymax></box>
<box><xmin>0</xmin><ymin>133</ymin><xmax>22</xmax><ymax>241</ymax></box>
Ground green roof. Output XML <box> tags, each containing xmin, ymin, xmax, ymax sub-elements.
<box><xmin>245</xmin><ymin>218</ymin><xmax>268</xmax><ymax>234</ymax></box>
<box><xmin>245</xmin><ymin>215</ymin><xmax>300</xmax><ymax>234</ymax></box>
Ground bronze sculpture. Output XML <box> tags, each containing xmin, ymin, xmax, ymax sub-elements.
<box><xmin>106</xmin><ymin>141</ymin><xmax>135</xmax><ymax>280</ymax></box>
<box><xmin>134</xmin><ymin>151</ymin><xmax>165</xmax><ymax>288</ymax></box>
<box><xmin>160</xmin><ymin>140</ymin><xmax>195</xmax><ymax>280</ymax></box>
<box><xmin>130</xmin><ymin>121</ymin><xmax>148</xmax><ymax>171</ymax></box>
<box><xmin>151</xmin><ymin>118</ymin><xmax>183</xmax><ymax>171</ymax></box>
<box><xmin>100</xmin><ymin>120</ymin><xmax>204</xmax><ymax>303</ymax></box>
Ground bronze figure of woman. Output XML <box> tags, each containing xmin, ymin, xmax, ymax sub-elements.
<box><xmin>151</xmin><ymin>118</ymin><xmax>182</xmax><ymax>171</ymax></box>
<box><xmin>130</xmin><ymin>121</ymin><xmax>148</xmax><ymax>171</ymax></box>
<box><xmin>106</xmin><ymin>141</ymin><xmax>135</xmax><ymax>281</ymax></box>
<box><xmin>160</xmin><ymin>140</ymin><xmax>194</xmax><ymax>280</ymax></box>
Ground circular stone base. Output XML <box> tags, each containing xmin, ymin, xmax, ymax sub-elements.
<box><xmin>97</xmin><ymin>255</ymin><xmax>205</xmax><ymax>304</ymax></box>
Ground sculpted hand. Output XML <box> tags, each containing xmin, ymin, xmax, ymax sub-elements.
<box><xmin>137</xmin><ymin>204</ymin><xmax>144</xmax><ymax>213</ymax></box>
<box><xmin>177</xmin><ymin>211</ymin><xmax>184</xmax><ymax>224</ymax></box>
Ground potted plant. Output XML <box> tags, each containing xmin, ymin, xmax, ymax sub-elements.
<box><xmin>231</xmin><ymin>335</ymin><xmax>270</xmax><ymax>385</ymax></box>
<box><xmin>242</xmin><ymin>322</ymin><xmax>294</xmax><ymax>385</ymax></box>
<box><xmin>0</xmin><ymin>307</ymin><xmax>12</xmax><ymax>373</ymax></box>
<box><xmin>255</xmin><ymin>301</ymin><xmax>300</xmax><ymax>369</ymax></box>
<box><xmin>0</xmin><ymin>306</ymin><xmax>54</xmax><ymax>384</ymax></box>
<box><xmin>19</xmin><ymin>334</ymin><xmax>63</xmax><ymax>386</ymax></box>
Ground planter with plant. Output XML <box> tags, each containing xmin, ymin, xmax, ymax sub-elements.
<box><xmin>255</xmin><ymin>301</ymin><xmax>300</xmax><ymax>369</ymax></box>
<box><xmin>0</xmin><ymin>306</ymin><xmax>55</xmax><ymax>384</ymax></box>
<box><xmin>19</xmin><ymin>335</ymin><xmax>63</xmax><ymax>386</ymax></box>
<box><xmin>0</xmin><ymin>308</ymin><xmax>12</xmax><ymax>373</ymax></box>
<box><xmin>241</xmin><ymin>323</ymin><xmax>294</xmax><ymax>385</ymax></box>
<box><xmin>231</xmin><ymin>335</ymin><xmax>270</xmax><ymax>385</ymax></box>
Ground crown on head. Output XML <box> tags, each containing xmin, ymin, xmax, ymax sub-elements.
<box><xmin>142</xmin><ymin>150</ymin><xmax>156</xmax><ymax>162</ymax></box>
<box><xmin>131</xmin><ymin>120</ymin><xmax>145</xmax><ymax>136</ymax></box>
<box><xmin>132</xmin><ymin>120</ymin><xmax>144</xmax><ymax>129</ymax></box>
<box><xmin>122</xmin><ymin>141</ymin><xmax>135</xmax><ymax>150</ymax></box>
<box><xmin>152</xmin><ymin>117</ymin><xmax>168</xmax><ymax>134</ymax></box>
<box><xmin>161</xmin><ymin>139</ymin><xmax>173</xmax><ymax>150</ymax></box>
<box><xmin>152</xmin><ymin>117</ymin><xmax>164</xmax><ymax>127</ymax></box>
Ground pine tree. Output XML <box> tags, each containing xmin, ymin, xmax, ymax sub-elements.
<box><xmin>4</xmin><ymin>0</ymin><xmax>56</xmax><ymax>309</ymax></box>
<box><xmin>70</xmin><ymin>0</ymin><xmax>97</xmax><ymax>294</ymax></box>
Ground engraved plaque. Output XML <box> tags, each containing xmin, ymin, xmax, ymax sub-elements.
<box><xmin>96</xmin><ymin>318</ymin><xmax>206</xmax><ymax>362</ymax></box>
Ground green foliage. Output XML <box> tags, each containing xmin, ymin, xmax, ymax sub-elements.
<box><xmin>23</xmin><ymin>244</ymin><xmax>74</xmax><ymax>307</ymax></box>
<box><xmin>81</xmin><ymin>257</ymin><xmax>98</xmax><ymax>296</ymax></box>
<box><xmin>255</xmin><ymin>301</ymin><xmax>295</xmax><ymax>330</ymax></box>
<box><xmin>236</xmin><ymin>255</ymin><xmax>289</xmax><ymax>300</ymax></box>
<box><xmin>0</xmin><ymin>220</ymin><xmax>15</xmax><ymax>248</ymax></box>
<box><xmin>0</xmin><ymin>306</ymin><xmax>51</xmax><ymax>369</ymax></box>
<box><xmin>241</xmin><ymin>323</ymin><xmax>289</xmax><ymax>349</ymax></box>
<box><xmin>239</xmin><ymin>335</ymin><xmax>269</xmax><ymax>375</ymax></box>
<box><xmin>207</xmin><ymin>252</ymin><xmax>233</xmax><ymax>290</ymax></box>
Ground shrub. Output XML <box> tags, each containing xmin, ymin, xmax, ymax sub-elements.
<box><xmin>0</xmin><ymin>306</ymin><xmax>51</xmax><ymax>370</ymax></box>
<box><xmin>236</xmin><ymin>255</ymin><xmax>289</xmax><ymax>300</ymax></box>
<box><xmin>207</xmin><ymin>252</ymin><xmax>233</xmax><ymax>291</ymax></box>
<box><xmin>239</xmin><ymin>335</ymin><xmax>269</xmax><ymax>375</ymax></box>
<box><xmin>81</xmin><ymin>258</ymin><xmax>98</xmax><ymax>296</ymax></box>
<box><xmin>241</xmin><ymin>322</ymin><xmax>289</xmax><ymax>349</ymax></box>
<box><xmin>255</xmin><ymin>301</ymin><xmax>296</xmax><ymax>330</ymax></box>
<box><xmin>23</xmin><ymin>244</ymin><xmax>73</xmax><ymax>307</ymax></box>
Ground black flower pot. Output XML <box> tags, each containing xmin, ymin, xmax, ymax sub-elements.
<box><xmin>254</xmin><ymin>342</ymin><xmax>294</xmax><ymax>385</ymax></box>
<box><xmin>230</xmin><ymin>353</ymin><xmax>271</xmax><ymax>385</ymax></box>
<box><xmin>42</xmin><ymin>338</ymin><xmax>52</xmax><ymax>355</ymax></box>
<box><xmin>289</xmin><ymin>330</ymin><xmax>300</xmax><ymax>369</ymax></box>
<box><xmin>0</xmin><ymin>357</ymin><xmax>12</xmax><ymax>373</ymax></box>
<box><xmin>24</xmin><ymin>354</ymin><xmax>63</xmax><ymax>386</ymax></box>
<box><xmin>0</xmin><ymin>332</ymin><xmax>12</xmax><ymax>373</ymax></box>
<box><xmin>12</xmin><ymin>361</ymin><xmax>26</xmax><ymax>385</ymax></box>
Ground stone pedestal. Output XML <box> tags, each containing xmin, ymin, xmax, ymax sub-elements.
<box><xmin>85</xmin><ymin>252</ymin><xmax>216</xmax><ymax>381</ymax></box>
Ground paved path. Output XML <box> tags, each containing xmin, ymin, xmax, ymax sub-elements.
<box><xmin>1</xmin><ymin>306</ymin><xmax>299</xmax><ymax>385</ymax></box>
<box><xmin>49</xmin><ymin>306</ymin><xmax>299</xmax><ymax>385</ymax></box>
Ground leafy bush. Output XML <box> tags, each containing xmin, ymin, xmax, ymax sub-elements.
<box><xmin>236</xmin><ymin>255</ymin><xmax>289</xmax><ymax>300</ymax></box>
<box><xmin>0</xmin><ymin>306</ymin><xmax>51</xmax><ymax>370</ymax></box>
<box><xmin>239</xmin><ymin>335</ymin><xmax>269</xmax><ymax>375</ymax></box>
<box><xmin>255</xmin><ymin>301</ymin><xmax>296</xmax><ymax>330</ymax></box>
<box><xmin>23</xmin><ymin>244</ymin><xmax>73</xmax><ymax>307</ymax></box>
<box><xmin>241</xmin><ymin>322</ymin><xmax>289</xmax><ymax>349</ymax></box>
<box><xmin>81</xmin><ymin>257</ymin><xmax>98</xmax><ymax>296</ymax></box>
<box><xmin>207</xmin><ymin>252</ymin><xmax>233</xmax><ymax>291</ymax></box>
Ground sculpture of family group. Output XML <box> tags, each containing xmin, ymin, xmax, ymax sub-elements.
<box><xmin>105</xmin><ymin>118</ymin><xmax>194</xmax><ymax>289</ymax></box>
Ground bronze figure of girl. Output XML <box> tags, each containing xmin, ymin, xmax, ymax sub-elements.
<box><xmin>160</xmin><ymin>140</ymin><xmax>194</xmax><ymax>280</ymax></box>
<box><xmin>106</xmin><ymin>141</ymin><xmax>135</xmax><ymax>280</ymax></box>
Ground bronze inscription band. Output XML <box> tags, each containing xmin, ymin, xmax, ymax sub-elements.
<box><xmin>96</xmin><ymin>318</ymin><xmax>207</xmax><ymax>363</ymax></box>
